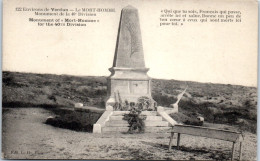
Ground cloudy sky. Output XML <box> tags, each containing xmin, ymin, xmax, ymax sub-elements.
<box><xmin>3</xmin><ymin>0</ymin><xmax>258</xmax><ymax>86</ymax></box>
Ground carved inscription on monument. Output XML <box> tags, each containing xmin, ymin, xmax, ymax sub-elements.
<box><xmin>125</xmin><ymin>18</ymin><xmax>142</xmax><ymax>57</ymax></box>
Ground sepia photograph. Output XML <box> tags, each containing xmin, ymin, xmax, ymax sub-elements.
<box><xmin>2</xmin><ymin>0</ymin><xmax>258</xmax><ymax>160</ymax></box>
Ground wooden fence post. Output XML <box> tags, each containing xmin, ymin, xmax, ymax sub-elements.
<box><xmin>168</xmin><ymin>132</ymin><xmax>174</xmax><ymax>150</ymax></box>
<box><xmin>231</xmin><ymin>142</ymin><xmax>235</xmax><ymax>160</ymax></box>
<box><xmin>177</xmin><ymin>133</ymin><xmax>181</xmax><ymax>150</ymax></box>
<box><xmin>239</xmin><ymin>142</ymin><xmax>243</xmax><ymax>160</ymax></box>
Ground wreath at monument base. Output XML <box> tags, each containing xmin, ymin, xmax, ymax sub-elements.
<box><xmin>113</xmin><ymin>91</ymin><xmax>157</xmax><ymax>111</ymax></box>
<box><xmin>123</xmin><ymin>107</ymin><xmax>147</xmax><ymax>133</ymax></box>
<box><xmin>113</xmin><ymin>93</ymin><xmax>156</xmax><ymax>133</ymax></box>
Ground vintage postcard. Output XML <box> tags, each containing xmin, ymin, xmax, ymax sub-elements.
<box><xmin>2</xmin><ymin>0</ymin><xmax>258</xmax><ymax>160</ymax></box>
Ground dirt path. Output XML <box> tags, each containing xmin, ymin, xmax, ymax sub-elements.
<box><xmin>2</xmin><ymin>108</ymin><xmax>257</xmax><ymax>160</ymax></box>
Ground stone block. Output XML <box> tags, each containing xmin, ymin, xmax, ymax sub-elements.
<box><xmin>93</xmin><ymin>124</ymin><xmax>101</xmax><ymax>133</ymax></box>
<box><xmin>74</xmin><ymin>103</ymin><xmax>83</xmax><ymax>108</ymax></box>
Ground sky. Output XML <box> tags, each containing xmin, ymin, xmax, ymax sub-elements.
<box><xmin>3</xmin><ymin>0</ymin><xmax>258</xmax><ymax>86</ymax></box>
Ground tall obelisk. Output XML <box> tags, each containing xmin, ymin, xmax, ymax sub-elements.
<box><xmin>106</xmin><ymin>5</ymin><xmax>152</xmax><ymax>107</ymax></box>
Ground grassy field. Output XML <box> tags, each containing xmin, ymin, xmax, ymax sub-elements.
<box><xmin>2</xmin><ymin>71</ymin><xmax>257</xmax><ymax>133</ymax></box>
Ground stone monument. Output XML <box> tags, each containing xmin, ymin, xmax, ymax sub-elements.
<box><xmin>106</xmin><ymin>5</ymin><xmax>152</xmax><ymax>107</ymax></box>
<box><xmin>93</xmin><ymin>6</ymin><xmax>177</xmax><ymax>133</ymax></box>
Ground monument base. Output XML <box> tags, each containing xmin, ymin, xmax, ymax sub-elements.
<box><xmin>106</xmin><ymin>67</ymin><xmax>153</xmax><ymax>108</ymax></box>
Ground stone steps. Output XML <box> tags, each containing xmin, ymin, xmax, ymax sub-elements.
<box><xmin>113</xmin><ymin>111</ymin><xmax>158</xmax><ymax>116</ymax></box>
<box><xmin>102</xmin><ymin>126</ymin><xmax>171</xmax><ymax>133</ymax></box>
<box><xmin>110</xmin><ymin>115</ymin><xmax>162</xmax><ymax>121</ymax></box>
<box><xmin>106</xmin><ymin>120</ymin><xmax>169</xmax><ymax>127</ymax></box>
<box><xmin>100</xmin><ymin>110</ymin><xmax>172</xmax><ymax>133</ymax></box>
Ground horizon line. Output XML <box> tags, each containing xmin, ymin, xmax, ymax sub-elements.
<box><xmin>2</xmin><ymin>70</ymin><xmax>257</xmax><ymax>88</ymax></box>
